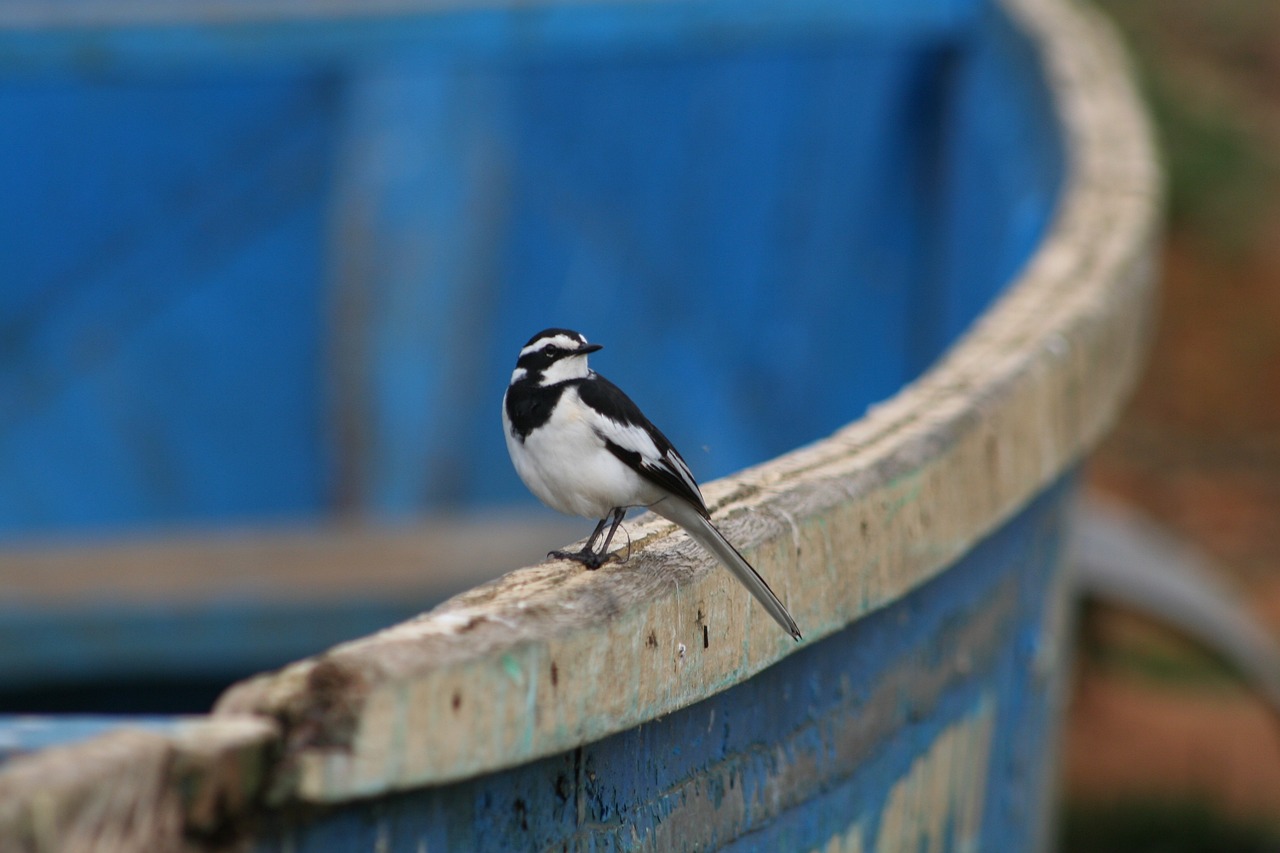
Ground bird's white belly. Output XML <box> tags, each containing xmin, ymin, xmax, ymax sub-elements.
<box><xmin>504</xmin><ymin>389</ymin><xmax>662</xmax><ymax>519</ymax></box>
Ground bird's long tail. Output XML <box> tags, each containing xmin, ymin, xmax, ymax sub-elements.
<box><xmin>652</xmin><ymin>498</ymin><xmax>802</xmax><ymax>641</ymax></box>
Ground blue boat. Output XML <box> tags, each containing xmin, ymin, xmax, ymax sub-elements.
<box><xmin>0</xmin><ymin>0</ymin><xmax>1158</xmax><ymax>848</ymax></box>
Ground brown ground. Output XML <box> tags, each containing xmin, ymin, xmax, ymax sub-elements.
<box><xmin>1066</xmin><ymin>666</ymin><xmax>1280</xmax><ymax>819</ymax></box>
<box><xmin>1068</xmin><ymin>0</ymin><xmax>1280</xmax><ymax>830</ymax></box>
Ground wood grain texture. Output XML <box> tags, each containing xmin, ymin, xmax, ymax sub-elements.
<box><xmin>212</xmin><ymin>0</ymin><xmax>1160</xmax><ymax>803</ymax></box>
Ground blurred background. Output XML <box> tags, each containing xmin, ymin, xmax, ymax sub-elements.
<box><xmin>1068</xmin><ymin>0</ymin><xmax>1280</xmax><ymax>849</ymax></box>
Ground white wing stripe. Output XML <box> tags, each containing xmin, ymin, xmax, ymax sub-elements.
<box><xmin>665</xmin><ymin>450</ymin><xmax>700</xmax><ymax>497</ymax></box>
<box><xmin>594</xmin><ymin>417</ymin><xmax>663</xmax><ymax>464</ymax></box>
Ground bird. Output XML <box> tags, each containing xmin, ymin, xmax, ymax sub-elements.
<box><xmin>502</xmin><ymin>328</ymin><xmax>802</xmax><ymax>641</ymax></box>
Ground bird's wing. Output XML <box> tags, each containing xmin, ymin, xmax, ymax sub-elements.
<box><xmin>575</xmin><ymin>375</ymin><xmax>709</xmax><ymax>518</ymax></box>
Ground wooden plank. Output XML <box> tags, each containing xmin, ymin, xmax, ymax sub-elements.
<box><xmin>0</xmin><ymin>516</ymin><xmax>579</xmax><ymax>686</ymax></box>
<box><xmin>211</xmin><ymin>0</ymin><xmax>1160</xmax><ymax>804</ymax></box>
<box><xmin>0</xmin><ymin>716</ymin><xmax>275</xmax><ymax>852</ymax></box>
<box><xmin>2</xmin><ymin>514</ymin><xmax>579</xmax><ymax>607</ymax></box>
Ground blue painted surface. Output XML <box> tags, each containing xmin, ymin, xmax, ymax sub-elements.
<box><xmin>0</xmin><ymin>72</ymin><xmax>340</xmax><ymax>534</ymax></box>
<box><xmin>255</xmin><ymin>475</ymin><xmax>1075</xmax><ymax>851</ymax></box>
<box><xmin>0</xmin><ymin>0</ymin><xmax>1061</xmax><ymax>538</ymax></box>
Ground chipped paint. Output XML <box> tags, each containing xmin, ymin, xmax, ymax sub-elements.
<box><xmin>814</xmin><ymin>824</ymin><xmax>866</xmax><ymax>853</ymax></box>
<box><xmin>875</xmin><ymin>699</ymin><xmax>995</xmax><ymax>852</ymax></box>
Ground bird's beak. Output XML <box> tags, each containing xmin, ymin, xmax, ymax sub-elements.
<box><xmin>578</xmin><ymin>343</ymin><xmax>603</xmax><ymax>355</ymax></box>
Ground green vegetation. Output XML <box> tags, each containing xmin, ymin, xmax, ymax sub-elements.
<box><xmin>1077</xmin><ymin>603</ymin><xmax>1248</xmax><ymax>691</ymax></box>
<box><xmin>1061</xmin><ymin>798</ymin><xmax>1280</xmax><ymax>853</ymax></box>
<box><xmin>1092</xmin><ymin>0</ymin><xmax>1280</xmax><ymax>258</ymax></box>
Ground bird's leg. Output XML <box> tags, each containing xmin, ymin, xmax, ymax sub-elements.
<box><xmin>549</xmin><ymin>516</ymin><xmax>610</xmax><ymax>568</ymax></box>
<box><xmin>595</xmin><ymin>507</ymin><xmax>627</xmax><ymax>558</ymax></box>
<box><xmin>582</xmin><ymin>514</ymin><xmax>610</xmax><ymax>554</ymax></box>
<box><xmin>548</xmin><ymin>508</ymin><xmax>627</xmax><ymax>570</ymax></box>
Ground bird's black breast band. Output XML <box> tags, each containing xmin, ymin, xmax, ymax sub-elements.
<box><xmin>504</xmin><ymin>381</ymin><xmax>566</xmax><ymax>442</ymax></box>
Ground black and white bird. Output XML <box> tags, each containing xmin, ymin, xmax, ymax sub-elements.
<box><xmin>502</xmin><ymin>328</ymin><xmax>802</xmax><ymax>641</ymax></box>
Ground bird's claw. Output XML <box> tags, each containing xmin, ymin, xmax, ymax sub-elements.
<box><xmin>548</xmin><ymin>548</ymin><xmax>609</xmax><ymax>570</ymax></box>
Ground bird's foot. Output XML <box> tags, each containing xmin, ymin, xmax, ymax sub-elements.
<box><xmin>548</xmin><ymin>548</ymin><xmax>609</xmax><ymax>570</ymax></box>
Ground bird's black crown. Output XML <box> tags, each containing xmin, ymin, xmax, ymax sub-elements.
<box><xmin>524</xmin><ymin>328</ymin><xmax>587</xmax><ymax>349</ymax></box>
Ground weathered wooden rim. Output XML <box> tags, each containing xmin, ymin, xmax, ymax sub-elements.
<box><xmin>0</xmin><ymin>0</ymin><xmax>1160</xmax><ymax>839</ymax></box>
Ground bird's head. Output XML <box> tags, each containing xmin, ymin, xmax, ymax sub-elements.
<box><xmin>512</xmin><ymin>328</ymin><xmax>603</xmax><ymax>386</ymax></box>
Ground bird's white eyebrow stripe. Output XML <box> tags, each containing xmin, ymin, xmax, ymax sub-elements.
<box><xmin>519</xmin><ymin>334</ymin><xmax>584</xmax><ymax>358</ymax></box>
